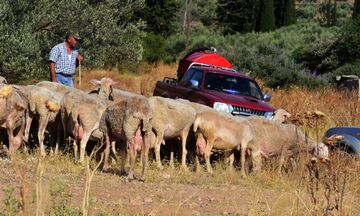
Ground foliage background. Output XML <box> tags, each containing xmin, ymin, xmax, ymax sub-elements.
<box><xmin>0</xmin><ymin>0</ymin><xmax>359</xmax><ymax>89</ymax></box>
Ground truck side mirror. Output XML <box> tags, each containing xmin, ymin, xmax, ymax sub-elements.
<box><xmin>189</xmin><ymin>79</ymin><xmax>199</xmax><ymax>89</ymax></box>
<box><xmin>263</xmin><ymin>92</ymin><xmax>271</xmax><ymax>102</ymax></box>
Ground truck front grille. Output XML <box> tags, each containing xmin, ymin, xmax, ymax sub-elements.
<box><xmin>231</xmin><ymin>105</ymin><xmax>266</xmax><ymax>117</ymax></box>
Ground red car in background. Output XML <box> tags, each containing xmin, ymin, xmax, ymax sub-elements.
<box><xmin>153</xmin><ymin>49</ymin><xmax>276</xmax><ymax>118</ymax></box>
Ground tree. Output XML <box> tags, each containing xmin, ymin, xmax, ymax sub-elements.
<box><xmin>353</xmin><ymin>0</ymin><xmax>360</xmax><ymax>18</ymax></box>
<box><xmin>283</xmin><ymin>0</ymin><xmax>296</xmax><ymax>26</ymax></box>
<box><xmin>317</xmin><ymin>0</ymin><xmax>337</xmax><ymax>27</ymax></box>
<box><xmin>0</xmin><ymin>0</ymin><xmax>145</xmax><ymax>83</ymax></box>
<box><xmin>135</xmin><ymin>0</ymin><xmax>179</xmax><ymax>36</ymax></box>
<box><xmin>258</xmin><ymin>0</ymin><xmax>276</xmax><ymax>32</ymax></box>
<box><xmin>216</xmin><ymin>0</ymin><xmax>261</xmax><ymax>34</ymax></box>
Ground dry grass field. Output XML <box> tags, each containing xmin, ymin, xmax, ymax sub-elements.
<box><xmin>0</xmin><ymin>63</ymin><xmax>359</xmax><ymax>215</ymax></box>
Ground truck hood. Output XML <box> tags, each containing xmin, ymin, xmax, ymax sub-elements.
<box><xmin>204</xmin><ymin>89</ymin><xmax>276</xmax><ymax>112</ymax></box>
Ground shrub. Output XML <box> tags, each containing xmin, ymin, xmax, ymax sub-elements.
<box><xmin>330</xmin><ymin>59</ymin><xmax>360</xmax><ymax>81</ymax></box>
<box><xmin>297</xmin><ymin>1</ymin><xmax>317</xmax><ymax>20</ymax></box>
<box><xmin>142</xmin><ymin>33</ymin><xmax>166</xmax><ymax>63</ymax></box>
<box><xmin>0</xmin><ymin>0</ymin><xmax>145</xmax><ymax>84</ymax></box>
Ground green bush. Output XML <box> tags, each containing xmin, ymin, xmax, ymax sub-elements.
<box><xmin>331</xmin><ymin>59</ymin><xmax>360</xmax><ymax>81</ymax></box>
<box><xmin>293</xmin><ymin>37</ymin><xmax>340</xmax><ymax>75</ymax></box>
<box><xmin>0</xmin><ymin>0</ymin><xmax>145</xmax><ymax>84</ymax></box>
<box><xmin>337</xmin><ymin>17</ymin><xmax>360</xmax><ymax>63</ymax></box>
<box><xmin>297</xmin><ymin>1</ymin><xmax>316</xmax><ymax>20</ymax></box>
<box><xmin>142</xmin><ymin>33</ymin><xmax>166</xmax><ymax>63</ymax></box>
<box><xmin>160</xmin><ymin>21</ymin><xmax>338</xmax><ymax>88</ymax></box>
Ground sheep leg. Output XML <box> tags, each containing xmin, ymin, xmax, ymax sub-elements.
<box><xmin>73</xmin><ymin>139</ymin><xmax>79</xmax><ymax>161</ymax></box>
<box><xmin>154</xmin><ymin>131</ymin><xmax>164</xmax><ymax>170</ymax></box>
<box><xmin>278</xmin><ymin>147</ymin><xmax>287</xmax><ymax>174</ymax></box>
<box><xmin>38</xmin><ymin>114</ymin><xmax>50</xmax><ymax>157</ymax></box>
<box><xmin>126</xmin><ymin>139</ymin><xmax>137</xmax><ymax>181</ymax></box>
<box><xmin>119</xmin><ymin>141</ymin><xmax>127</xmax><ymax>175</ymax></box>
<box><xmin>251</xmin><ymin>151</ymin><xmax>262</xmax><ymax>174</ymax></box>
<box><xmin>61</xmin><ymin>109</ymin><xmax>68</xmax><ymax>144</ymax></box>
<box><xmin>140</xmin><ymin>132</ymin><xmax>150</xmax><ymax>181</ymax></box>
<box><xmin>224</xmin><ymin>152</ymin><xmax>235</xmax><ymax>172</ymax></box>
<box><xmin>102</xmin><ymin>134</ymin><xmax>111</xmax><ymax>171</ymax></box>
<box><xmin>240</xmin><ymin>145</ymin><xmax>247</xmax><ymax>177</ymax></box>
<box><xmin>195</xmin><ymin>155</ymin><xmax>201</xmax><ymax>173</ymax></box>
<box><xmin>54</xmin><ymin>122</ymin><xmax>63</xmax><ymax>155</ymax></box>
<box><xmin>23</xmin><ymin>112</ymin><xmax>33</xmax><ymax>143</ymax></box>
<box><xmin>13</xmin><ymin>119</ymin><xmax>25</xmax><ymax>154</ymax></box>
<box><xmin>180</xmin><ymin>128</ymin><xmax>189</xmax><ymax>170</ymax></box>
<box><xmin>79</xmin><ymin>131</ymin><xmax>92</xmax><ymax>163</ymax></box>
<box><xmin>169</xmin><ymin>143</ymin><xmax>175</xmax><ymax>168</ymax></box>
<box><xmin>111</xmin><ymin>141</ymin><xmax>118</xmax><ymax>160</ymax></box>
<box><xmin>204</xmin><ymin>138</ymin><xmax>214</xmax><ymax>174</ymax></box>
<box><xmin>6</xmin><ymin>112</ymin><xmax>23</xmax><ymax>154</ymax></box>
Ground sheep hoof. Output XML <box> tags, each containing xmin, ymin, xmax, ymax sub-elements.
<box><xmin>125</xmin><ymin>175</ymin><xmax>134</xmax><ymax>182</ymax></box>
<box><xmin>181</xmin><ymin>166</ymin><xmax>189</xmax><ymax>172</ymax></box>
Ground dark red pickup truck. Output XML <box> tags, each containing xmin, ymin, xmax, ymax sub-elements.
<box><xmin>153</xmin><ymin>50</ymin><xmax>276</xmax><ymax>118</ymax></box>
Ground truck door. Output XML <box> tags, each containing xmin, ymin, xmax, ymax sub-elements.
<box><xmin>175</xmin><ymin>68</ymin><xmax>204</xmax><ymax>102</ymax></box>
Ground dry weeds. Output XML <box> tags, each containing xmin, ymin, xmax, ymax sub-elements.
<box><xmin>0</xmin><ymin>63</ymin><xmax>359</xmax><ymax>215</ymax></box>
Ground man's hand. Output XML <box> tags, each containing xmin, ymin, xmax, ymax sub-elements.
<box><xmin>50</xmin><ymin>62</ymin><xmax>57</xmax><ymax>83</ymax></box>
<box><xmin>77</xmin><ymin>54</ymin><xmax>84</xmax><ymax>62</ymax></box>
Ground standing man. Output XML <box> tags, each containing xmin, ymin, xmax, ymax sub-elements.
<box><xmin>49</xmin><ymin>31</ymin><xmax>83</xmax><ymax>87</ymax></box>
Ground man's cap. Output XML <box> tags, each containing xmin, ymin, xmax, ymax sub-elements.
<box><xmin>66</xmin><ymin>31</ymin><xmax>81</xmax><ymax>41</ymax></box>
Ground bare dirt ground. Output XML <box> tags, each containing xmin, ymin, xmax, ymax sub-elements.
<box><xmin>0</xmin><ymin>152</ymin><xmax>320</xmax><ymax>216</ymax></box>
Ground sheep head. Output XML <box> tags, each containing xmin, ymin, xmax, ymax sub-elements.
<box><xmin>90</xmin><ymin>77</ymin><xmax>117</xmax><ymax>99</ymax></box>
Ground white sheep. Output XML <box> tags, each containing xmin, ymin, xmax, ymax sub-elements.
<box><xmin>149</xmin><ymin>96</ymin><xmax>196</xmax><ymax>169</ymax></box>
<box><xmin>16</xmin><ymin>85</ymin><xmax>62</xmax><ymax>156</ymax></box>
<box><xmin>99</xmin><ymin>96</ymin><xmax>152</xmax><ymax>181</ymax></box>
<box><xmin>0</xmin><ymin>84</ymin><xmax>27</xmax><ymax>153</ymax></box>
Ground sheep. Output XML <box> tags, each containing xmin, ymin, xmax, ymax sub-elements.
<box><xmin>15</xmin><ymin>85</ymin><xmax>62</xmax><ymax>157</ymax></box>
<box><xmin>0</xmin><ymin>84</ymin><xmax>27</xmax><ymax>153</ymax></box>
<box><xmin>36</xmin><ymin>81</ymin><xmax>73</xmax><ymax>95</ymax></box>
<box><xmin>193</xmin><ymin>110</ymin><xmax>253</xmax><ymax>175</ymax></box>
<box><xmin>87</xmin><ymin>78</ymin><xmax>117</xmax><ymax>100</ymax></box>
<box><xmin>99</xmin><ymin>96</ymin><xmax>152</xmax><ymax>181</ymax></box>
<box><xmin>245</xmin><ymin>116</ymin><xmax>329</xmax><ymax>174</ymax></box>
<box><xmin>67</xmin><ymin>95</ymin><xmax>108</xmax><ymax>162</ymax></box>
<box><xmin>60</xmin><ymin>78</ymin><xmax>116</xmax><ymax>161</ymax></box>
<box><xmin>101</xmin><ymin>88</ymin><xmax>151</xmax><ymax>170</ymax></box>
<box><xmin>149</xmin><ymin>96</ymin><xmax>196</xmax><ymax>169</ymax></box>
<box><xmin>273</xmin><ymin>108</ymin><xmax>291</xmax><ymax>123</ymax></box>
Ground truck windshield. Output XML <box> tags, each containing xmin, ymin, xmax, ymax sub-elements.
<box><xmin>204</xmin><ymin>73</ymin><xmax>263</xmax><ymax>100</ymax></box>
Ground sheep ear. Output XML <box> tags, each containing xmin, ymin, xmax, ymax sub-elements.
<box><xmin>111</xmin><ymin>81</ymin><xmax>118</xmax><ymax>86</ymax></box>
<box><xmin>90</xmin><ymin>79</ymin><xmax>101</xmax><ymax>86</ymax></box>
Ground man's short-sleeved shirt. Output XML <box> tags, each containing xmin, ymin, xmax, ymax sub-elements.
<box><xmin>49</xmin><ymin>42</ymin><xmax>78</xmax><ymax>75</ymax></box>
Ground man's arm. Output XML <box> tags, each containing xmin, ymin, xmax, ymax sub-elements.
<box><xmin>50</xmin><ymin>61</ymin><xmax>57</xmax><ymax>82</ymax></box>
<box><xmin>49</xmin><ymin>45</ymin><xmax>60</xmax><ymax>82</ymax></box>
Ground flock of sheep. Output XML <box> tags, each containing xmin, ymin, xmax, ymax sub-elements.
<box><xmin>0</xmin><ymin>76</ymin><xmax>329</xmax><ymax>181</ymax></box>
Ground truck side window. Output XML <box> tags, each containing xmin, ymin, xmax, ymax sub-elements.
<box><xmin>184</xmin><ymin>70</ymin><xmax>203</xmax><ymax>88</ymax></box>
<box><xmin>180</xmin><ymin>68</ymin><xmax>195</xmax><ymax>86</ymax></box>
<box><xmin>191</xmin><ymin>70</ymin><xmax>203</xmax><ymax>84</ymax></box>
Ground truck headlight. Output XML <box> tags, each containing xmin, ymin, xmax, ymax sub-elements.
<box><xmin>213</xmin><ymin>102</ymin><xmax>233</xmax><ymax>113</ymax></box>
<box><xmin>264</xmin><ymin>111</ymin><xmax>275</xmax><ymax>119</ymax></box>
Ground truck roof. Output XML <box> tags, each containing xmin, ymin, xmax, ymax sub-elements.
<box><xmin>191</xmin><ymin>64</ymin><xmax>255</xmax><ymax>81</ymax></box>
<box><xmin>177</xmin><ymin>50</ymin><xmax>234</xmax><ymax>80</ymax></box>
<box><xmin>186</xmin><ymin>52</ymin><xmax>233</xmax><ymax>69</ymax></box>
